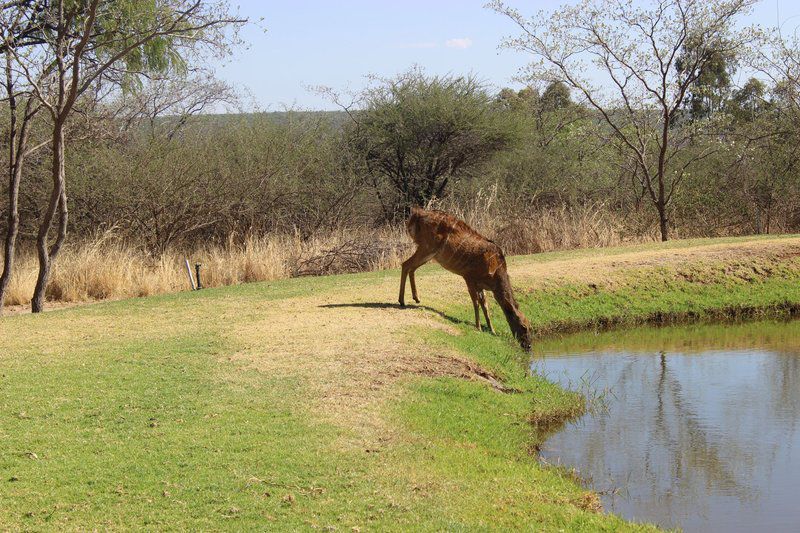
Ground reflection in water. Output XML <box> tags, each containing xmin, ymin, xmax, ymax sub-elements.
<box><xmin>534</xmin><ymin>320</ymin><xmax>800</xmax><ymax>532</ymax></box>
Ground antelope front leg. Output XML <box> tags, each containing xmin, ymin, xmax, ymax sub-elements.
<box><xmin>478</xmin><ymin>291</ymin><xmax>495</xmax><ymax>334</ymax></box>
<box><xmin>409</xmin><ymin>270</ymin><xmax>420</xmax><ymax>303</ymax></box>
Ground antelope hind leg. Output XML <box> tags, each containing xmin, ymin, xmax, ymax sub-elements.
<box><xmin>467</xmin><ymin>283</ymin><xmax>481</xmax><ymax>331</ymax></box>
<box><xmin>399</xmin><ymin>248</ymin><xmax>434</xmax><ymax>306</ymax></box>
<box><xmin>478</xmin><ymin>291</ymin><xmax>495</xmax><ymax>334</ymax></box>
<box><xmin>399</xmin><ymin>264</ymin><xmax>409</xmax><ymax>307</ymax></box>
<box><xmin>408</xmin><ymin>251</ymin><xmax>437</xmax><ymax>303</ymax></box>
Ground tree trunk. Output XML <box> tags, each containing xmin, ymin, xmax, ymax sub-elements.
<box><xmin>0</xmin><ymin>101</ymin><xmax>33</xmax><ymax>315</ymax></box>
<box><xmin>657</xmin><ymin>201</ymin><xmax>669</xmax><ymax>242</ymax></box>
<box><xmin>0</xmin><ymin>53</ymin><xmax>16</xmax><ymax>315</ymax></box>
<box><xmin>31</xmin><ymin>122</ymin><xmax>68</xmax><ymax>313</ymax></box>
<box><xmin>656</xmin><ymin>110</ymin><xmax>670</xmax><ymax>243</ymax></box>
<box><xmin>0</xmin><ymin>153</ymin><xmax>25</xmax><ymax>315</ymax></box>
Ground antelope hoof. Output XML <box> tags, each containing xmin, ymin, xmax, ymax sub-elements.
<box><xmin>398</xmin><ymin>299</ymin><xmax>406</xmax><ymax>307</ymax></box>
<box><xmin>413</xmin><ymin>296</ymin><xmax>420</xmax><ymax>303</ymax></box>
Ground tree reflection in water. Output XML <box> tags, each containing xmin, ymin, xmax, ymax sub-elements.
<box><xmin>534</xmin><ymin>320</ymin><xmax>800</xmax><ymax>532</ymax></box>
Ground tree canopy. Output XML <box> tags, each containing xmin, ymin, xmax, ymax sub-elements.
<box><xmin>347</xmin><ymin>70</ymin><xmax>516</xmax><ymax>220</ymax></box>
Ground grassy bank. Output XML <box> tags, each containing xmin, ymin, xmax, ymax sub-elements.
<box><xmin>1</xmin><ymin>236</ymin><xmax>798</xmax><ymax>530</ymax></box>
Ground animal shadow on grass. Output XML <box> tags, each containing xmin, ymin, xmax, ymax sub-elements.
<box><xmin>319</xmin><ymin>302</ymin><xmax>468</xmax><ymax>327</ymax></box>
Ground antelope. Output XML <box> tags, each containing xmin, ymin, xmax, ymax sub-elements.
<box><xmin>399</xmin><ymin>206</ymin><xmax>533</xmax><ymax>352</ymax></box>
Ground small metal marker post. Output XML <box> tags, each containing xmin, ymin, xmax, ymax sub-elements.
<box><xmin>185</xmin><ymin>259</ymin><xmax>196</xmax><ymax>290</ymax></box>
<box><xmin>195</xmin><ymin>263</ymin><xmax>203</xmax><ymax>290</ymax></box>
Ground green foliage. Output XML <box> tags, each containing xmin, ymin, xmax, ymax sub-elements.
<box><xmin>540</xmin><ymin>81</ymin><xmax>572</xmax><ymax>111</ymax></box>
<box><xmin>346</xmin><ymin>69</ymin><xmax>517</xmax><ymax>219</ymax></box>
<box><xmin>677</xmin><ymin>43</ymin><xmax>737</xmax><ymax>120</ymax></box>
<box><xmin>485</xmin><ymin>83</ymin><xmax>606</xmax><ymax>208</ymax></box>
<box><xmin>64</xmin><ymin>112</ymin><xmax>360</xmax><ymax>251</ymax></box>
<box><xmin>728</xmin><ymin>77</ymin><xmax>768</xmax><ymax>123</ymax></box>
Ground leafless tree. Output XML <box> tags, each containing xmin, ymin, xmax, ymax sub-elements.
<box><xmin>750</xmin><ymin>21</ymin><xmax>800</xmax><ymax>124</ymax></box>
<box><xmin>110</xmin><ymin>71</ymin><xmax>237</xmax><ymax>140</ymax></box>
<box><xmin>490</xmin><ymin>0</ymin><xmax>757</xmax><ymax>240</ymax></box>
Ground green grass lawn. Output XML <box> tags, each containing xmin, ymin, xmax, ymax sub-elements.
<box><xmin>1</xmin><ymin>236</ymin><xmax>798</xmax><ymax>531</ymax></box>
<box><xmin>1</xmin><ymin>274</ymin><xmax>634</xmax><ymax>531</ymax></box>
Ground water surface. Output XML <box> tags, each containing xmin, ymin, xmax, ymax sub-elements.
<box><xmin>534</xmin><ymin>320</ymin><xmax>800</xmax><ymax>532</ymax></box>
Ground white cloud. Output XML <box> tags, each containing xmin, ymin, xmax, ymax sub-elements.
<box><xmin>445</xmin><ymin>38</ymin><xmax>473</xmax><ymax>49</ymax></box>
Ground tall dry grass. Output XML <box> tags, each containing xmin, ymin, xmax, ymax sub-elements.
<box><xmin>2</xmin><ymin>227</ymin><xmax>411</xmax><ymax>308</ymax></box>
<box><xmin>2</xmin><ymin>204</ymin><xmax>645</xmax><ymax>308</ymax></box>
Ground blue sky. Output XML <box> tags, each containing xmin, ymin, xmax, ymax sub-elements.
<box><xmin>215</xmin><ymin>0</ymin><xmax>800</xmax><ymax>111</ymax></box>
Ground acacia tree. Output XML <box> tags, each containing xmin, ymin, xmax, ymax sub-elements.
<box><xmin>344</xmin><ymin>69</ymin><xmax>516</xmax><ymax>221</ymax></box>
<box><xmin>7</xmin><ymin>0</ymin><xmax>243</xmax><ymax>312</ymax></box>
<box><xmin>491</xmin><ymin>0</ymin><xmax>756</xmax><ymax>241</ymax></box>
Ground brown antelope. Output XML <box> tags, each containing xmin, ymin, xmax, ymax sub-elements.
<box><xmin>399</xmin><ymin>206</ymin><xmax>533</xmax><ymax>352</ymax></box>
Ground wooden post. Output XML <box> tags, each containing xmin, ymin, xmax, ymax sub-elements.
<box><xmin>185</xmin><ymin>259</ymin><xmax>196</xmax><ymax>290</ymax></box>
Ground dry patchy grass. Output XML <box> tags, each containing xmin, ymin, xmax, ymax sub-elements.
<box><xmin>509</xmin><ymin>235</ymin><xmax>800</xmax><ymax>288</ymax></box>
<box><xmin>210</xmin><ymin>235</ymin><xmax>800</xmax><ymax>445</ymax></box>
<box><xmin>221</xmin><ymin>272</ymin><xmax>475</xmax><ymax>447</ymax></box>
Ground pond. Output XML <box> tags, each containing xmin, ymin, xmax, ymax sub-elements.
<box><xmin>533</xmin><ymin>320</ymin><xmax>800</xmax><ymax>532</ymax></box>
